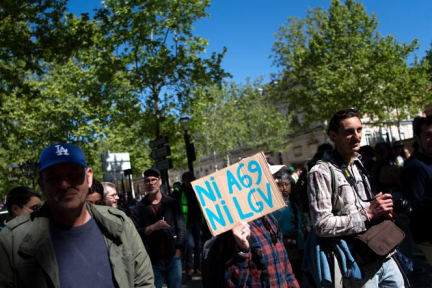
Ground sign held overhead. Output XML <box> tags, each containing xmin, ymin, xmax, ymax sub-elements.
<box><xmin>191</xmin><ymin>152</ymin><xmax>285</xmax><ymax>236</ymax></box>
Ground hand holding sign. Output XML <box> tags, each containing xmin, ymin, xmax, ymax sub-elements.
<box><xmin>192</xmin><ymin>152</ymin><xmax>286</xmax><ymax>236</ymax></box>
<box><xmin>232</xmin><ymin>221</ymin><xmax>251</xmax><ymax>251</ymax></box>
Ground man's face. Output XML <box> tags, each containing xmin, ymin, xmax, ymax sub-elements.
<box><xmin>39</xmin><ymin>163</ymin><xmax>93</xmax><ymax>213</ymax></box>
<box><xmin>104</xmin><ymin>186</ymin><xmax>119</xmax><ymax>208</ymax></box>
<box><xmin>144</xmin><ymin>174</ymin><xmax>161</xmax><ymax>195</ymax></box>
<box><xmin>330</xmin><ymin>116</ymin><xmax>362</xmax><ymax>156</ymax></box>
<box><xmin>418</xmin><ymin>124</ymin><xmax>432</xmax><ymax>156</ymax></box>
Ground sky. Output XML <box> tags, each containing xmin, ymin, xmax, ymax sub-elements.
<box><xmin>69</xmin><ymin>0</ymin><xmax>432</xmax><ymax>84</ymax></box>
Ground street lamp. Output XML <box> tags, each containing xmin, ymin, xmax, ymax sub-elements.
<box><xmin>180</xmin><ymin>116</ymin><xmax>195</xmax><ymax>173</ymax></box>
<box><xmin>180</xmin><ymin>116</ymin><xmax>190</xmax><ymax>132</ymax></box>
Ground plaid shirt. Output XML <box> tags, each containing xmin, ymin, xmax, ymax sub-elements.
<box><xmin>224</xmin><ymin>215</ymin><xmax>300</xmax><ymax>288</ymax></box>
<box><xmin>308</xmin><ymin>151</ymin><xmax>372</xmax><ymax>237</ymax></box>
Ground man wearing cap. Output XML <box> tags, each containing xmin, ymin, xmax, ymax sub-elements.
<box><xmin>131</xmin><ymin>168</ymin><xmax>186</xmax><ymax>288</ymax></box>
<box><xmin>0</xmin><ymin>143</ymin><xmax>154</xmax><ymax>288</ymax></box>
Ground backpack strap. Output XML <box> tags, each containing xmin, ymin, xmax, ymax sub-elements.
<box><xmin>316</xmin><ymin>160</ymin><xmax>345</xmax><ymax>215</ymax></box>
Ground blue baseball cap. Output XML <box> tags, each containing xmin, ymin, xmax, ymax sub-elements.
<box><xmin>39</xmin><ymin>143</ymin><xmax>87</xmax><ymax>172</ymax></box>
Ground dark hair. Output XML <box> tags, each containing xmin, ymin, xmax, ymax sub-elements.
<box><xmin>374</xmin><ymin>142</ymin><xmax>396</xmax><ymax>163</ymax></box>
<box><xmin>273</xmin><ymin>170</ymin><xmax>295</xmax><ymax>185</ymax></box>
<box><xmin>412</xmin><ymin>141</ymin><xmax>419</xmax><ymax>153</ymax></box>
<box><xmin>88</xmin><ymin>179</ymin><xmax>104</xmax><ymax>199</ymax></box>
<box><xmin>316</xmin><ymin>143</ymin><xmax>333</xmax><ymax>153</ymax></box>
<box><xmin>173</xmin><ymin>182</ymin><xmax>181</xmax><ymax>191</ymax></box>
<box><xmin>182</xmin><ymin>171</ymin><xmax>195</xmax><ymax>182</ymax></box>
<box><xmin>359</xmin><ymin>145</ymin><xmax>375</xmax><ymax>158</ymax></box>
<box><xmin>327</xmin><ymin>109</ymin><xmax>361</xmax><ymax>135</ymax></box>
<box><xmin>6</xmin><ymin>186</ymin><xmax>41</xmax><ymax>216</ymax></box>
<box><xmin>414</xmin><ymin>115</ymin><xmax>432</xmax><ymax>138</ymax></box>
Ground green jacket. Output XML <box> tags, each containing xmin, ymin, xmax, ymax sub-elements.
<box><xmin>0</xmin><ymin>203</ymin><xmax>155</xmax><ymax>288</ymax></box>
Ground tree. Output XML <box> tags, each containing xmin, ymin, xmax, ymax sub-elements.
<box><xmin>194</xmin><ymin>81</ymin><xmax>290</xmax><ymax>166</ymax></box>
<box><xmin>271</xmin><ymin>0</ymin><xmax>431</xmax><ymax>130</ymax></box>
<box><xmin>424</xmin><ymin>42</ymin><xmax>432</xmax><ymax>83</ymax></box>
<box><xmin>0</xmin><ymin>0</ymin><xmax>229</xmax><ymax>195</ymax></box>
<box><xmin>0</xmin><ymin>0</ymin><xmax>97</xmax><ymax>194</ymax></box>
<box><xmin>0</xmin><ymin>0</ymin><xmax>95</xmax><ymax>135</ymax></box>
<box><xmin>95</xmin><ymin>0</ymin><xmax>229</xmax><ymax>140</ymax></box>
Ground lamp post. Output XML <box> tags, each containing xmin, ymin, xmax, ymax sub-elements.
<box><xmin>180</xmin><ymin>116</ymin><xmax>195</xmax><ymax>173</ymax></box>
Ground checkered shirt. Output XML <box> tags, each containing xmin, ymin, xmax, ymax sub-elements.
<box><xmin>308</xmin><ymin>151</ymin><xmax>372</xmax><ymax>237</ymax></box>
<box><xmin>225</xmin><ymin>215</ymin><xmax>300</xmax><ymax>287</ymax></box>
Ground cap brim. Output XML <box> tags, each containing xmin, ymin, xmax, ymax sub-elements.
<box><xmin>39</xmin><ymin>159</ymin><xmax>87</xmax><ymax>172</ymax></box>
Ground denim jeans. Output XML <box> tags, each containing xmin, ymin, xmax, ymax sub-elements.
<box><xmin>153</xmin><ymin>256</ymin><xmax>182</xmax><ymax>288</ymax></box>
<box><xmin>186</xmin><ymin>222</ymin><xmax>201</xmax><ymax>270</ymax></box>
<box><xmin>344</xmin><ymin>257</ymin><xmax>405</xmax><ymax>288</ymax></box>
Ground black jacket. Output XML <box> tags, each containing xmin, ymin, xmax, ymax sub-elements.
<box><xmin>131</xmin><ymin>193</ymin><xmax>186</xmax><ymax>264</ymax></box>
<box><xmin>402</xmin><ymin>152</ymin><xmax>432</xmax><ymax>243</ymax></box>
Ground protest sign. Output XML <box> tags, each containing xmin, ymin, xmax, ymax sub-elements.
<box><xmin>191</xmin><ymin>152</ymin><xmax>286</xmax><ymax>236</ymax></box>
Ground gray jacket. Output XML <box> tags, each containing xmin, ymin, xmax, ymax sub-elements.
<box><xmin>0</xmin><ymin>203</ymin><xmax>154</xmax><ymax>288</ymax></box>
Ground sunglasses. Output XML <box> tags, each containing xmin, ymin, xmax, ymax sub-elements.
<box><xmin>262</xmin><ymin>217</ymin><xmax>281</xmax><ymax>245</ymax></box>
<box><xmin>333</xmin><ymin>108</ymin><xmax>359</xmax><ymax>118</ymax></box>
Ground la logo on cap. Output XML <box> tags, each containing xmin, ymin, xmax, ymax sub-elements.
<box><xmin>55</xmin><ymin>145</ymin><xmax>69</xmax><ymax>156</ymax></box>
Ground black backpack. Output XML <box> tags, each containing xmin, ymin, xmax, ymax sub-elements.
<box><xmin>296</xmin><ymin>159</ymin><xmax>319</xmax><ymax>215</ymax></box>
<box><xmin>201</xmin><ymin>231</ymin><xmax>236</xmax><ymax>288</ymax></box>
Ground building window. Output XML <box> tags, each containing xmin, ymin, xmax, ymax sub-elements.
<box><xmin>365</xmin><ymin>131</ymin><xmax>372</xmax><ymax>145</ymax></box>
<box><xmin>293</xmin><ymin>146</ymin><xmax>302</xmax><ymax>157</ymax></box>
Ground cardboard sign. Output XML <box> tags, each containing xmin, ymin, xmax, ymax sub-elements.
<box><xmin>191</xmin><ymin>152</ymin><xmax>286</xmax><ymax>236</ymax></box>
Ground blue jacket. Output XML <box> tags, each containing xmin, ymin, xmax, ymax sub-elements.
<box><xmin>302</xmin><ymin>229</ymin><xmax>363</xmax><ymax>287</ymax></box>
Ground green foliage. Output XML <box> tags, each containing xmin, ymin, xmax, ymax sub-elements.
<box><xmin>0</xmin><ymin>0</ymin><xmax>228</xmax><ymax>196</ymax></box>
<box><xmin>271</xmin><ymin>0</ymin><xmax>431</xmax><ymax>129</ymax></box>
<box><xmin>424</xmin><ymin>42</ymin><xmax>432</xmax><ymax>83</ymax></box>
<box><xmin>95</xmin><ymin>0</ymin><xmax>229</xmax><ymax>138</ymax></box>
<box><xmin>194</xmin><ymin>81</ymin><xmax>290</xmax><ymax>166</ymax></box>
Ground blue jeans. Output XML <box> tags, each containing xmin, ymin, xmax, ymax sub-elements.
<box><xmin>186</xmin><ymin>222</ymin><xmax>201</xmax><ymax>270</ymax></box>
<box><xmin>153</xmin><ymin>256</ymin><xmax>182</xmax><ymax>288</ymax></box>
<box><xmin>344</xmin><ymin>257</ymin><xmax>405</xmax><ymax>288</ymax></box>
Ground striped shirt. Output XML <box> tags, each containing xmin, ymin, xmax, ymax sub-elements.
<box><xmin>308</xmin><ymin>151</ymin><xmax>372</xmax><ymax>237</ymax></box>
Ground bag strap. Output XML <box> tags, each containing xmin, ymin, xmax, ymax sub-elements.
<box><xmin>317</xmin><ymin>160</ymin><xmax>339</xmax><ymax>211</ymax></box>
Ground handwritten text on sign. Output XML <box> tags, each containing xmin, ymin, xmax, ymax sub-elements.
<box><xmin>192</xmin><ymin>153</ymin><xmax>285</xmax><ymax>235</ymax></box>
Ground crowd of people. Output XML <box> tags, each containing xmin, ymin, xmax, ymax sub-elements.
<box><xmin>1</xmin><ymin>109</ymin><xmax>432</xmax><ymax>288</ymax></box>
